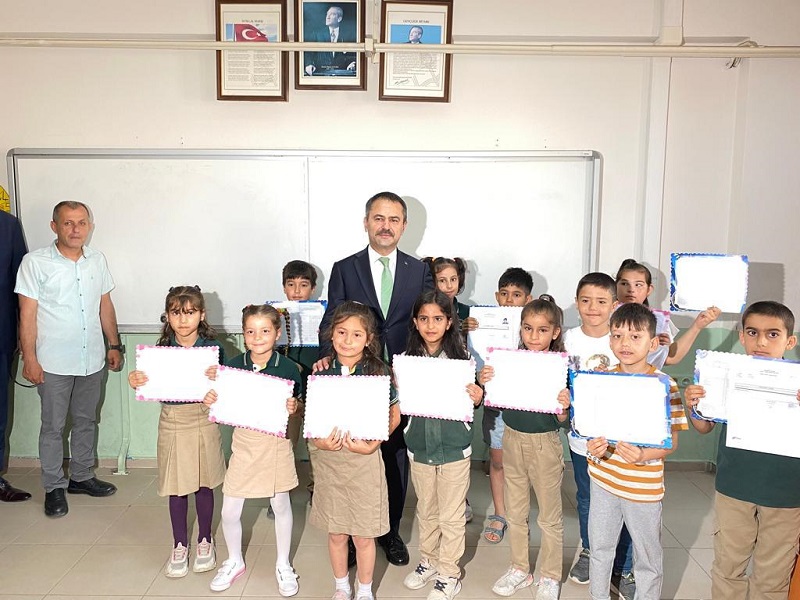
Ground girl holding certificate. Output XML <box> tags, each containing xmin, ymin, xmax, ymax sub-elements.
<box><xmin>204</xmin><ymin>304</ymin><xmax>301</xmax><ymax>596</ymax></box>
<box><xmin>127</xmin><ymin>286</ymin><xmax>226</xmax><ymax>579</ymax></box>
<box><xmin>615</xmin><ymin>259</ymin><xmax>720</xmax><ymax>368</ymax></box>
<box><xmin>401</xmin><ymin>291</ymin><xmax>484</xmax><ymax>600</ymax></box>
<box><xmin>309</xmin><ymin>301</ymin><xmax>401</xmax><ymax>600</ymax></box>
<box><xmin>478</xmin><ymin>296</ymin><xmax>571</xmax><ymax>600</ymax></box>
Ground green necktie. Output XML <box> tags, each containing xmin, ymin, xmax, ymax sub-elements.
<box><xmin>379</xmin><ymin>256</ymin><xmax>393</xmax><ymax>317</ymax></box>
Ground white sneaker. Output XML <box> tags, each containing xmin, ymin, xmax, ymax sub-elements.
<box><xmin>193</xmin><ymin>537</ymin><xmax>217</xmax><ymax>573</ymax></box>
<box><xmin>276</xmin><ymin>565</ymin><xmax>299</xmax><ymax>597</ymax></box>
<box><xmin>427</xmin><ymin>576</ymin><xmax>462</xmax><ymax>600</ymax></box>
<box><xmin>210</xmin><ymin>559</ymin><xmax>246</xmax><ymax>592</ymax></box>
<box><xmin>331</xmin><ymin>590</ymin><xmax>352</xmax><ymax>600</ymax></box>
<box><xmin>535</xmin><ymin>577</ymin><xmax>561</xmax><ymax>600</ymax></box>
<box><xmin>492</xmin><ymin>567</ymin><xmax>534</xmax><ymax>597</ymax></box>
<box><xmin>404</xmin><ymin>559</ymin><xmax>439</xmax><ymax>589</ymax></box>
<box><xmin>165</xmin><ymin>543</ymin><xmax>189</xmax><ymax>578</ymax></box>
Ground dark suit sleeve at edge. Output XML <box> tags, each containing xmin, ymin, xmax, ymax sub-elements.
<box><xmin>318</xmin><ymin>259</ymin><xmax>346</xmax><ymax>359</ymax></box>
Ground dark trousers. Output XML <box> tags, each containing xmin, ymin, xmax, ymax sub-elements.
<box><xmin>0</xmin><ymin>352</ymin><xmax>12</xmax><ymax>469</ymax></box>
<box><xmin>381</xmin><ymin>414</ymin><xmax>409</xmax><ymax>534</ymax></box>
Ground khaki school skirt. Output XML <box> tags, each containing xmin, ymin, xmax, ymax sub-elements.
<box><xmin>308</xmin><ymin>443</ymin><xmax>389</xmax><ymax>538</ymax></box>
<box><xmin>157</xmin><ymin>403</ymin><xmax>226</xmax><ymax>497</ymax></box>
<box><xmin>223</xmin><ymin>428</ymin><xmax>298</xmax><ymax>498</ymax></box>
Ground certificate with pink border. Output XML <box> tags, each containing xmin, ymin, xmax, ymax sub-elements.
<box><xmin>208</xmin><ymin>365</ymin><xmax>294</xmax><ymax>436</ymax></box>
<box><xmin>304</xmin><ymin>374</ymin><xmax>391</xmax><ymax>440</ymax></box>
<box><xmin>393</xmin><ymin>354</ymin><xmax>476</xmax><ymax>422</ymax></box>
<box><xmin>134</xmin><ymin>345</ymin><xmax>219</xmax><ymax>402</ymax></box>
<box><xmin>483</xmin><ymin>347</ymin><xmax>568</xmax><ymax>414</ymax></box>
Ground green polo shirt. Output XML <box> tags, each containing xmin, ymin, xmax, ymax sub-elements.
<box><xmin>715</xmin><ymin>424</ymin><xmax>800</xmax><ymax>508</ymax></box>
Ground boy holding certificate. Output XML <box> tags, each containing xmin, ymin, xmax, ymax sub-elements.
<box><xmin>685</xmin><ymin>301</ymin><xmax>800</xmax><ymax>600</ymax></box>
<box><xmin>586</xmin><ymin>303</ymin><xmax>687</xmax><ymax>600</ymax></box>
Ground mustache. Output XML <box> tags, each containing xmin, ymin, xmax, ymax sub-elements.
<box><xmin>377</xmin><ymin>229</ymin><xmax>394</xmax><ymax>236</ymax></box>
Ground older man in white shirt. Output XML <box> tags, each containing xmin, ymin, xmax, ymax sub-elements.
<box><xmin>16</xmin><ymin>201</ymin><xmax>123</xmax><ymax>518</ymax></box>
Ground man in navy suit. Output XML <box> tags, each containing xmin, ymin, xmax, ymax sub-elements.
<box><xmin>0</xmin><ymin>210</ymin><xmax>31</xmax><ymax>502</ymax></box>
<box><xmin>318</xmin><ymin>191</ymin><xmax>433</xmax><ymax>566</ymax></box>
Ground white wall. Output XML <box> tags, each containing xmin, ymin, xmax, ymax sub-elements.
<box><xmin>1</xmin><ymin>0</ymin><xmax>799</xmax><ymax>316</ymax></box>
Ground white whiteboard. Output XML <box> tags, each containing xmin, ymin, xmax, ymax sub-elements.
<box><xmin>9</xmin><ymin>150</ymin><xmax>598</xmax><ymax>331</ymax></box>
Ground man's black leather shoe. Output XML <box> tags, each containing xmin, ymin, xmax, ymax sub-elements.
<box><xmin>44</xmin><ymin>488</ymin><xmax>69</xmax><ymax>517</ymax></box>
<box><xmin>67</xmin><ymin>477</ymin><xmax>117</xmax><ymax>497</ymax></box>
<box><xmin>378</xmin><ymin>530</ymin><xmax>409</xmax><ymax>566</ymax></box>
<box><xmin>0</xmin><ymin>476</ymin><xmax>31</xmax><ymax>502</ymax></box>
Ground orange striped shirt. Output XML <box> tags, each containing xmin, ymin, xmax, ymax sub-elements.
<box><xmin>587</xmin><ymin>365</ymin><xmax>687</xmax><ymax>503</ymax></box>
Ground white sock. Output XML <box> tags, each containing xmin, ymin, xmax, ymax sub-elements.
<box><xmin>220</xmin><ymin>495</ymin><xmax>246</xmax><ymax>565</ymax></box>
<box><xmin>357</xmin><ymin>580</ymin><xmax>373</xmax><ymax>600</ymax></box>
<box><xmin>335</xmin><ymin>575</ymin><xmax>352</xmax><ymax>595</ymax></box>
<box><xmin>270</xmin><ymin>492</ymin><xmax>293</xmax><ymax>569</ymax></box>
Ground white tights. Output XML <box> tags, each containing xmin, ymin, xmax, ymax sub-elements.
<box><xmin>220</xmin><ymin>492</ymin><xmax>293</xmax><ymax>567</ymax></box>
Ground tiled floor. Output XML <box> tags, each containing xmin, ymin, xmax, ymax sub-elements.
<box><xmin>0</xmin><ymin>463</ymin><xmax>715</xmax><ymax>600</ymax></box>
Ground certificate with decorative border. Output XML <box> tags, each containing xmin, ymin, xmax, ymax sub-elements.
<box><xmin>670</xmin><ymin>253</ymin><xmax>749</xmax><ymax>313</ymax></box>
<box><xmin>208</xmin><ymin>365</ymin><xmax>294</xmax><ymax>436</ymax></box>
<box><xmin>304</xmin><ymin>374</ymin><xmax>391</xmax><ymax>440</ymax></box>
<box><xmin>393</xmin><ymin>354</ymin><xmax>475</xmax><ymax>422</ymax></box>
<box><xmin>484</xmin><ymin>348</ymin><xmax>568</xmax><ymax>414</ymax></box>
<box><xmin>570</xmin><ymin>370</ymin><xmax>673</xmax><ymax>449</ymax></box>
<box><xmin>134</xmin><ymin>345</ymin><xmax>219</xmax><ymax>402</ymax></box>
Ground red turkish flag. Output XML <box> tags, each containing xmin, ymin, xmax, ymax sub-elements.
<box><xmin>234</xmin><ymin>24</ymin><xmax>269</xmax><ymax>41</ymax></box>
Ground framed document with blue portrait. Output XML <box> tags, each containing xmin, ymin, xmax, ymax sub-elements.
<box><xmin>294</xmin><ymin>0</ymin><xmax>366</xmax><ymax>90</ymax></box>
<box><xmin>379</xmin><ymin>0</ymin><xmax>453</xmax><ymax>102</ymax></box>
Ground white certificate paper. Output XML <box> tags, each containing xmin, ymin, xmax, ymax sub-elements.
<box><xmin>268</xmin><ymin>300</ymin><xmax>327</xmax><ymax>346</ymax></box>
<box><xmin>134</xmin><ymin>345</ymin><xmax>218</xmax><ymax>402</ymax></box>
<box><xmin>467</xmin><ymin>306</ymin><xmax>523</xmax><ymax>369</ymax></box>
<box><xmin>571</xmin><ymin>370</ymin><xmax>673</xmax><ymax>448</ymax></box>
<box><xmin>670</xmin><ymin>253</ymin><xmax>749</xmax><ymax>313</ymax></box>
<box><xmin>694</xmin><ymin>350</ymin><xmax>800</xmax><ymax>457</ymax></box>
<box><xmin>392</xmin><ymin>354</ymin><xmax>476</xmax><ymax>422</ymax></box>
<box><xmin>693</xmin><ymin>349</ymin><xmax>753</xmax><ymax>422</ymax></box>
<box><xmin>304</xmin><ymin>375</ymin><xmax>391</xmax><ymax>440</ymax></box>
<box><xmin>208</xmin><ymin>365</ymin><xmax>294</xmax><ymax>437</ymax></box>
<box><xmin>484</xmin><ymin>348</ymin><xmax>568</xmax><ymax>414</ymax></box>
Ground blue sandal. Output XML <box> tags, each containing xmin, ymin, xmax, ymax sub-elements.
<box><xmin>483</xmin><ymin>514</ymin><xmax>507</xmax><ymax>544</ymax></box>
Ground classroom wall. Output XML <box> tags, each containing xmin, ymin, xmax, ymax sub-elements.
<box><xmin>3</xmin><ymin>0</ymin><xmax>800</xmax><ymax>464</ymax></box>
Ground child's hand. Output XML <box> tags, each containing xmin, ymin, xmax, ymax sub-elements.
<box><xmin>615</xmin><ymin>441</ymin><xmax>646</xmax><ymax>464</ymax></box>
<box><xmin>657</xmin><ymin>333</ymin><xmax>671</xmax><ymax>346</ymax></box>
<box><xmin>205</xmin><ymin>365</ymin><xmax>218</xmax><ymax>380</ymax></box>
<box><xmin>203</xmin><ymin>389</ymin><xmax>218</xmax><ymax>407</ymax></box>
<box><xmin>314</xmin><ymin>427</ymin><xmax>343</xmax><ymax>451</ymax></box>
<box><xmin>466</xmin><ymin>383</ymin><xmax>484</xmax><ymax>406</ymax></box>
<box><xmin>684</xmin><ymin>384</ymin><xmax>706</xmax><ymax>410</ymax></box>
<box><xmin>693</xmin><ymin>306</ymin><xmax>721</xmax><ymax>330</ymax></box>
<box><xmin>128</xmin><ymin>370</ymin><xmax>148</xmax><ymax>389</ymax></box>
<box><xmin>557</xmin><ymin>388</ymin><xmax>571</xmax><ymax>411</ymax></box>
<box><xmin>587</xmin><ymin>436</ymin><xmax>609</xmax><ymax>459</ymax></box>
<box><xmin>343</xmin><ymin>433</ymin><xmax>381</xmax><ymax>455</ymax></box>
<box><xmin>312</xmin><ymin>357</ymin><xmax>331</xmax><ymax>373</ymax></box>
<box><xmin>461</xmin><ymin>317</ymin><xmax>479</xmax><ymax>333</ymax></box>
<box><xmin>478</xmin><ymin>365</ymin><xmax>494</xmax><ymax>386</ymax></box>
<box><xmin>286</xmin><ymin>397</ymin><xmax>298</xmax><ymax>415</ymax></box>
<box><xmin>797</xmin><ymin>389</ymin><xmax>800</xmax><ymax>404</ymax></box>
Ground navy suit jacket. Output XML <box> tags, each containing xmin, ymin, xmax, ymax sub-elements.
<box><xmin>319</xmin><ymin>247</ymin><xmax>433</xmax><ymax>361</ymax></box>
<box><xmin>0</xmin><ymin>211</ymin><xmax>27</xmax><ymax>354</ymax></box>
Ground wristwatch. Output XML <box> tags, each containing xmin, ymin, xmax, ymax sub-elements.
<box><xmin>108</xmin><ymin>344</ymin><xmax>125</xmax><ymax>353</ymax></box>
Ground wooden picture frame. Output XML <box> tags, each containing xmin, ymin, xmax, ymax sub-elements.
<box><xmin>379</xmin><ymin>0</ymin><xmax>453</xmax><ymax>102</ymax></box>
<box><xmin>294</xmin><ymin>0</ymin><xmax>367</xmax><ymax>91</ymax></box>
<box><xmin>215</xmin><ymin>0</ymin><xmax>289</xmax><ymax>101</ymax></box>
